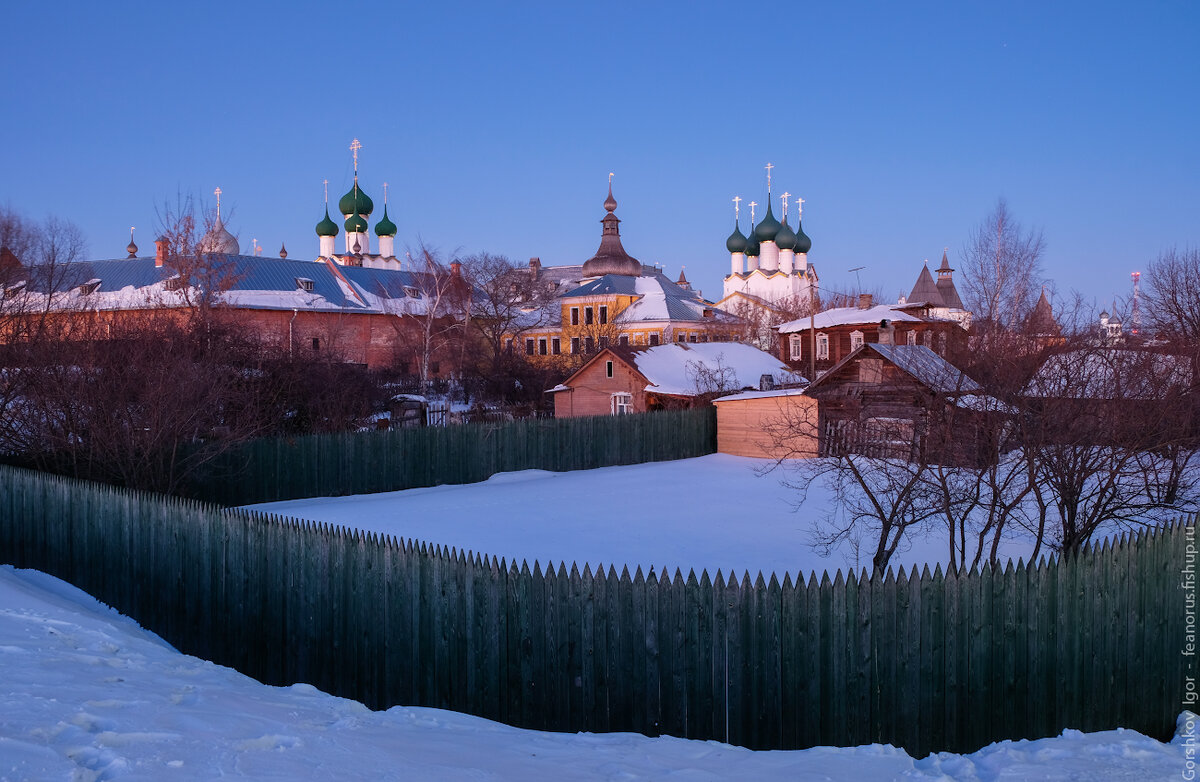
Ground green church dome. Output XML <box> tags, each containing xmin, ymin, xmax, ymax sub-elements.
<box><xmin>315</xmin><ymin>207</ymin><xmax>339</xmax><ymax>237</ymax></box>
<box><xmin>726</xmin><ymin>221</ymin><xmax>747</xmax><ymax>253</ymax></box>
<box><xmin>774</xmin><ymin>218</ymin><xmax>798</xmax><ymax>251</ymax></box>
<box><xmin>374</xmin><ymin>205</ymin><xmax>397</xmax><ymax>237</ymax></box>
<box><xmin>794</xmin><ymin>220</ymin><xmax>812</xmax><ymax>254</ymax></box>
<box><xmin>745</xmin><ymin>230</ymin><xmax>760</xmax><ymax>257</ymax></box>
<box><xmin>753</xmin><ymin>200</ymin><xmax>781</xmax><ymax>242</ymax></box>
<box><xmin>344</xmin><ymin>213</ymin><xmax>368</xmax><ymax>234</ymax></box>
<box><xmin>338</xmin><ymin>181</ymin><xmax>374</xmax><ymax>217</ymax></box>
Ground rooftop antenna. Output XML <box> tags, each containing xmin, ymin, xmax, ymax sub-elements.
<box><xmin>848</xmin><ymin>265</ymin><xmax>865</xmax><ymax>290</ymax></box>
<box><xmin>1131</xmin><ymin>271</ymin><xmax>1141</xmax><ymax>334</ymax></box>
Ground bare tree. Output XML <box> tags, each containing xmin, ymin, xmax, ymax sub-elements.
<box><xmin>959</xmin><ymin>199</ymin><xmax>1046</xmax><ymax>334</ymax></box>
<box><xmin>1143</xmin><ymin>247</ymin><xmax>1200</xmax><ymax>344</ymax></box>
<box><xmin>1020</xmin><ymin>342</ymin><xmax>1199</xmax><ymax>553</ymax></box>
<box><xmin>153</xmin><ymin>196</ymin><xmax>241</xmax><ymax>326</ymax></box>
<box><xmin>377</xmin><ymin>247</ymin><xmax>468</xmax><ymax>396</ymax></box>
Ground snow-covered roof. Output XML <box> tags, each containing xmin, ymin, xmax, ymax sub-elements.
<box><xmin>777</xmin><ymin>304</ymin><xmax>924</xmax><ymax>333</ymax></box>
<box><xmin>713</xmin><ymin>387</ymin><xmax>810</xmax><ymax>403</ymax></box>
<box><xmin>627</xmin><ymin>342</ymin><xmax>804</xmax><ymax>397</ymax></box>
<box><xmin>806</xmin><ymin>344</ymin><xmax>981</xmax><ymax>397</ymax></box>
<box><xmin>14</xmin><ymin>255</ymin><xmax>450</xmax><ymax>316</ymax></box>
<box><xmin>1025</xmin><ymin>349</ymin><xmax>1193</xmax><ymax>400</ymax></box>
<box><xmin>559</xmin><ymin>271</ymin><xmax>730</xmax><ymax>324</ymax></box>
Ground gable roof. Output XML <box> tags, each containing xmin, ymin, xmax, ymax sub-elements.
<box><xmin>552</xmin><ymin>342</ymin><xmax>803</xmax><ymax>397</ymax></box>
<box><xmin>806</xmin><ymin>343</ymin><xmax>981</xmax><ymax>396</ymax></box>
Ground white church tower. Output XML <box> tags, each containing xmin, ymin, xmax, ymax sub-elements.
<box><xmin>720</xmin><ymin>163</ymin><xmax>816</xmax><ymax>309</ymax></box>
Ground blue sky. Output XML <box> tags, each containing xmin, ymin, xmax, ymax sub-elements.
<box><xmin>2</xmin><ymin>1</ymin><xmax>1196</xmax><ymax>309</ymax></box>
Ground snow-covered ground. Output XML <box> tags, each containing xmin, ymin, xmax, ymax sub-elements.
<box><xmin>0</xmin><ymin>565</ymin><xmax>1190</xmax><ymax>781</ymax></box>
<box><xmin>250</xmin><ymin>454</ymin><xmax>1039</xmax><ymax>581</ymax></box>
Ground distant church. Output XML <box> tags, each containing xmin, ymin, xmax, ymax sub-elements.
<box><xmin>717</xmin><ymin>164</ymin><xmax>817</xmax><ymax>312</ymax></box>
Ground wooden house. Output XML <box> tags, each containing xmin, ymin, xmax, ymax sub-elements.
<box><xmin>549</xmin><ymin>342</ymin><xmax>801</xmax><ymax>418</ymax></box>
<box><xmin>802</xmin><ymin>337</ymin><xmax>1006</xmax><ymax>467</ymax></box>
<box><xmin>776</xmin><ymin>294</ymin><xmax>968</xmax><ymax>378</ymax></box>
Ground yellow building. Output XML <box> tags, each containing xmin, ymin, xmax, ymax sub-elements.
<box><xmin>509</xmin><ymin>184</ymin><xmax>740</xmax><ymax>365</ymax></box>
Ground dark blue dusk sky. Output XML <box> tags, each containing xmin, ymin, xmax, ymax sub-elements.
<box><xmin>2</xmin><ymin>1</ymin><xmax>1196</xmax><ymax>310</ymax></box>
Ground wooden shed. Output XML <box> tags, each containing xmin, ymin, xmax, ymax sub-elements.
<box><xmin>713</xmin><ymin>389</ymin><xmax>819</xmax><ymax>459</ymax></box>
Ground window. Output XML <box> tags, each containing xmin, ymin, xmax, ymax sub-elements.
<box><xmin>906</xmin><ymin>330</ymin><xmax>917</xmax><ymax>346</ymax></box>
<box><xmin>312</xmin><ymin>337</ymin><xmax>320</xmax><ymax>351</ymax></box>
<box><xmin>78</xmin><ymin>279</ymin><xmax>101</xmax><ymax>296</ymax></box>
<box><xmin>525</xmin><ymin>338</ymin><xmax>535</xmax><ymax>355</ymax></box>
<box><xmin>551</xmin><ymin>337</ymin><xmax>561</xmax><ymax>355</ymax></box>
<box><xmin>850</xmin><ymin>330</ymin><xmax>865</xmax><ymax>351</ymax></box>
<box><xmin>505</xmin><ymin>338</ymin><xmax>513</xmax><ymax>353</ymax></box>
<box><xmin>606</xmin><ymin>360</ymin><xmax>614</xmax><ymax>378</ymax></box>
<box><xmin>618</xmin><ymin>334</ymin><xmax>629</xmax><ymax>346</ymax></box>
<box><xmin>598</xmin><ymin>336</ymin><xmax>609</xmax><ymax>349</ymax></box>
<box><xmin>677</xmin><ymin>333</ymin><xmax>686</xmax><ymax>342</ymax></box>
<box><xmin>584</xmin><ymin>336</ymin><xmax>594</xmax><ymax>353</ymax></box>
<box><xmin>611</xmin><ymin>392</ymin><xmax>632</xmax><ymax>415</ymax></box>
<box><xmin>585</xmin><ymin>306</ymin><xmax>594</xmax><ymax>325</ymax></box>
<box><xmin>816</xmin><ymin>333</ymin><xmax>829</xmax><ymax>360</ymax></box>
<box><xmin>296</xmin><ymin>277</ymin><xmax>314</xmax><ymax>292</ymax></box>
<box><xmin>649</xmin><ymin>333</ymin><xmax>660</xmax><ymax>346</ymax></box>
<box><xmin>404</xmin><ymin>286</ymin><xmax>421</xmax><ymax>299</ymax></box>
<box><xmin>164</xmin><ymin>276</ymin><xmax>185</xmax><ymax>292</ymax></box>
<box><xmin>4</xmin><ymin>281</ymin><xmax>25</xmax><ymax>299</ymax></box>
<box><xmin>570</xmin><ymin>337</ymin><xmax>580</xmax><ymax>354</ymax></box>
<box><xmin>570</xmin><ymin>307</ymin><xmax>579</xmax><ymax>326</ymax></box>
<box><xmin>538</xmin><ymin>338</ymin><xmax>547</xmax><ymax>355</ymax></box>
<box><xmin>789</xmin><ymin>334</ymin><xmax>803</xmax><ymax>360</ymax></box>
<box><xmin>688</xmin><ymin>333</ymin><xmax>697</xmax><ymax>343</ymax></box>
<box><xmin>599</xmin><ymin>305</ymin><xmax>608</xmax><ymax>324</ymax></box>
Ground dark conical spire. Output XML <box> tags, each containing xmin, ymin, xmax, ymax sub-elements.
<box><xmin>582</xmin><ymin>180</ymin><xmax>642</xmax><ymax>277</ymax></box>
<box><xmin>934</xmin><ymin>249</ymin><xmax>964</xmax><ymax>309</ymax></box>
<box><xmin>908</xmin><ymin>262</ymin><xmax>946</xmax><ymax>307</ymax></box>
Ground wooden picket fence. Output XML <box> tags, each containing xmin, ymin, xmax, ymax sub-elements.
<box><xmin>183</xmin><ymin>407</ymin><xmax>717</xmax><ymax>506</ymax></box>
<box><xmin>0</xmin><ymin>463</ymin><xmax>1191</xmax><ymax>756</ymax></box>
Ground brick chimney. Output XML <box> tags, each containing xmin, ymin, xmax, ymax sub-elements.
<box><xmin>529</xmin><ymin>257</ymin><xmax>541</xmax><ymax>280</ymax></box>
<box><xmin>878</xmin><ymin>318</ymin><xmax>895</xmax><ymax>345</ymax></box>
<box><xmin>450</xmin><ymin>260</ymin><xmax>462</xmax><ymax>278</ymax></box>
<box><xmin>154</xmin><ymin>236</ymin><xmax>168</xmax><ymax>267</ymax></box>
<box><xmin>857</xmin><ymin>293</ymin><xmax>873</xmax><ymax>309</ymax></box>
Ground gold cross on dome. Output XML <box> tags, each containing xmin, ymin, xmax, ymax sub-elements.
<box><xmin>732</xmin><ymin>195</ymin><xmax>741</xmax><ymax>220</ymax></box>
<box><xmin>765</xmin><ymin>162</ymin><xmax>774</xmax><ymax>193</ymax></box>
<box><xmin>213</xmin><ymin>187</ymin><xmax>222</xmax><ymax>217</ymax></box>
<box><xmin>749</xmin><ymin>201</ymin><xmax>757</xmax><ymax>224</ymax></box>
<box><xmin>781</xmin><ymin>191</ymin><xmax>790</xmax><ymax>219</ymax></box>
<box><xmin>323</xmin><ymin>179</ymin><xmax>329</xmax><ymax>203</ymax></box>
<box><xmin>608</xmin><ymin>172</ymin><xmax>614</xmax><ymax>184</ymax></box>
<box><xmin>795</xmin><ymin>196</ymin><xmax>805</xmax><ymax>218</ymax></box>
<box><xmin>350</xmin><ymin>138</ymin><xmax>362</xmax><ymax>172</ymax></box>
<box><xmin>383</xmin><ymin>182</ymin><xmax>389</xmax><ymax>204</ymax></box>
